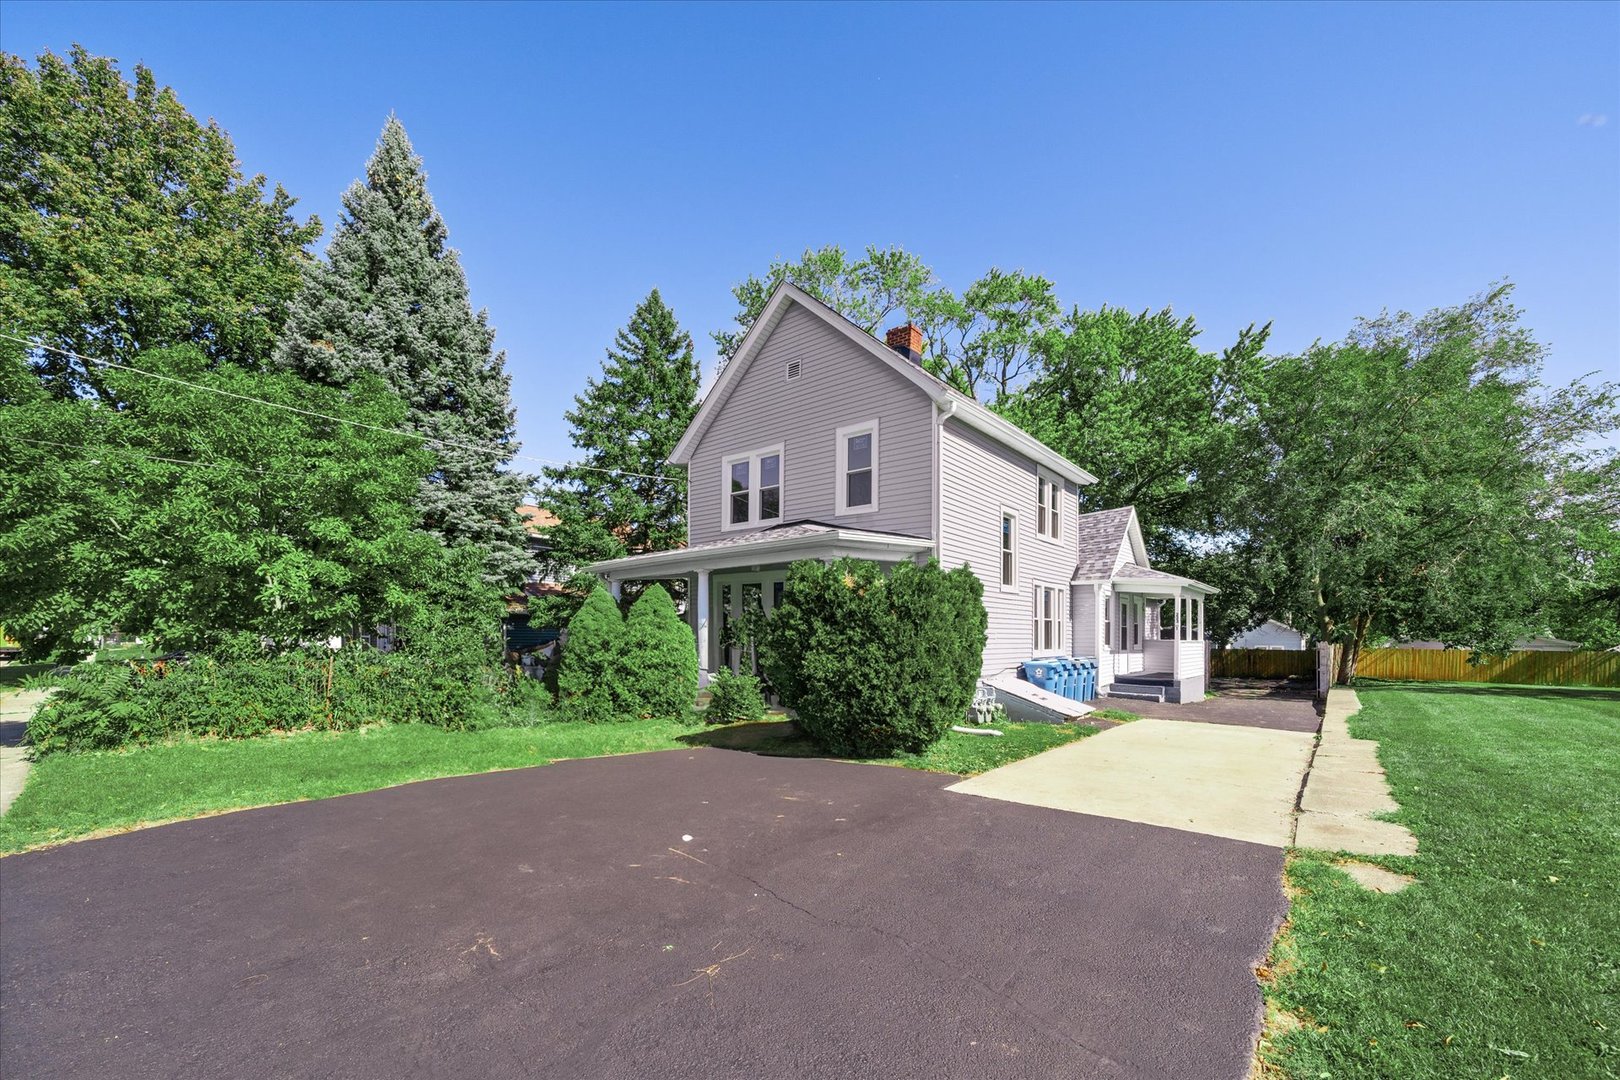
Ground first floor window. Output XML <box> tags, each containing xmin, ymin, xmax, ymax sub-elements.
<box><xmin>1103</xmin><ymin>592</ymin><xmax>1112</xmax><ymax>649</ymax></box>
<box><xmin>1034</xmin><ymin>584</ymin><xmax>1064</xmax><ymax>653</ymax></box>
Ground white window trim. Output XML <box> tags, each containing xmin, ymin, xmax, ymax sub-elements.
<box><xmin>998</xmin><ymin>506</ymin><xmax>1018</xmax><ymax>593</ymax></box>
<box><xmin>1036</xmin><ymin>469</ymin><xmax>1063</xmax><ymax>543</ymax></box>
<box><xmin>1032</xmin><ymin>581</ymin><xmax>1066</xmax><ymax>655</ymax></box>
<box><xmin>835</xmin><ymin>419</ymin><xmax>880</xmax><ymax>516</ymax></box>
<box><xmin>719</xmin><ymin>444</ymin><xmax>785</xmax><ymax>532</ymax></box>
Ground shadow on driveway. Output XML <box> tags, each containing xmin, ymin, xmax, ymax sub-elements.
<box><xmin>2</xmin><ymin>748</ymin><xmax>1286</xmax><ymax>1080</ymax></box>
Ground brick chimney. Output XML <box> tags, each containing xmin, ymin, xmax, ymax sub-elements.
<box><xmin>885</xmin><ymin>323</ymin><xmax>924</xmax><ymax>364</ymax></box>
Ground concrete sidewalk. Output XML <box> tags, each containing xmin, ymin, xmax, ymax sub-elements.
<box><xmin>0</xmin><ymin>687</ymin><xmax>47</xmax><ymax>815</ymax></box>
<box><xmin>1293</xmin><ymin>689</ymin><xmax>1417</xmax><ymax>856</ymax></box>
<box><xmin>948</xmin><ymin>718</ymin><xmax>1316</xmax><ymax>848</ymax></box>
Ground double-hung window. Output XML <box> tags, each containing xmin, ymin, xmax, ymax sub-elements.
<box><xmin>835</xmin><ymin>420</ymin><xmax>878</xmax><ymax>515</ymax></box>
<box><xmin>1033</xmin><ymin>583</ymin><xmax>1065</xmax><ymax>654</ymax></box>
<box><xmin>722</xmin><ymin>446</ymin><xmax>784</xmax><ymax>530</ymax></box>
<box><xmin>999</xmin><ymin>510</ymin><xmax>1017</xmax><ymax>591</ymax></box>
<box><xmin>1036</xmin><ymin>472</ymin><xmax>1061</xmax><ymax>541</ymax></box>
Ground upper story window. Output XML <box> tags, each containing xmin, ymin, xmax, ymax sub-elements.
<box><xmin>1036</xmin><ymin>472</ymin><xmax>1061</xmax><ymax>541</ymax></box>
<box><xmin>1000</xmin><ymin>510</ymin><xmax>1018</xmax><ymax>591</ymax></box>
<box><xmin>722</xmin><ymin>445</ymin><xmax>783</xmax><ymax>531</ymax></box>
<box><xmin>836</xmin><ymin>419</ymin><xmax>878</xmax><ymax>515</ymax></box>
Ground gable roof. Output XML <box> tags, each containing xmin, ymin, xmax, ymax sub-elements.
<box><xmin>1071</xmin><ymin>506</ymin><xmax>1146</xmax><ymax>579</ymax></box>
<box><xmin>669</xmin><ymin>282</ymin><xmax>1097</xmax><ymax>485</ymax></box>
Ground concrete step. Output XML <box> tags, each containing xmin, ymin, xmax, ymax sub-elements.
<box><xmin>1106</xmin><ymin>688</ymin><xmax>1165</xmax><ymax>703</ymax></box>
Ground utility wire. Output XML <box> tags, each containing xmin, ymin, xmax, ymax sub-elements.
<box><xmin>11</xmin><ymin>435</ymin><xmax>317</xmax><ymax>480</ymax></box>
<box><xmin>3</xmin><ymin>333</ymin><xmax>680</xmax><ymax>485</ymax></box>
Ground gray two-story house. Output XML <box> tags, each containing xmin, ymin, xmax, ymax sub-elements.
<box><xmin>588</xmin><ymin>282</ymin><xmax>1215</xmax><ymax>710</ymax></box>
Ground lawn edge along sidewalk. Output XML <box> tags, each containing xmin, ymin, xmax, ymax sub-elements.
<box><xmin>1292</xmin><ymin>688</ymin><xmax>1417</xmax><ymax>858</ymax></box>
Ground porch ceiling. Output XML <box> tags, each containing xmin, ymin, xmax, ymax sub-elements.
<box><xmin>587</xmin><ymin>521</ymin><xmax>934</xmax><ymax>580</ymax></box>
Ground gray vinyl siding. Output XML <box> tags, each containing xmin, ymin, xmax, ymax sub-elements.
<box><xmin>1072</xmin><ymin>584</ymin><xmax>1099</xmax><ymax>659</ymax></box>
<box><xmin>938</xmin><ymin>418</ymin><xmax>1080</xmax><ymax>679</ymax></box>
<box><xmin>687</xmin><ymin>305</ymin><xmax>937</xmax><ymax>546</ymax></box>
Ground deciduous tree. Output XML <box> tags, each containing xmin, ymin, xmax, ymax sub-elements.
<box><xmin>0</xmin><ymin>48</ymin><xmax>319</xmax><ymax>395</ymax></box>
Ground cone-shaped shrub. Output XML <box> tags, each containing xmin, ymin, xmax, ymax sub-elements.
<box><xmin>760</xmin><ymin>558</ymin><xmax>986</xmax><ymax>756</ymax></box>
<box><xmin>558</xmin><ymin>586</ymin><xmax>626</xmax><ymax>722</ymax></box>
<box><xmin>622</xmin><ymin>584</ymin><xmax>699</xmax><ymax>720</ymax></box>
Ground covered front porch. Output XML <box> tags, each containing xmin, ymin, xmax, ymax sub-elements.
<box><xmin>1084</xmin><ymin>566</ymin><xmax>1217</xmax><ymax>705</ymax></box>
<box><xmin>587</xmin><ymin>522</ymin><xmax>934</xmax><ymax>684</ymax></box>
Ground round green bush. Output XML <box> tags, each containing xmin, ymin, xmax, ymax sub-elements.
<box><xmin>622</xmin><ymin>584</ymin><xmax>699</xmax><ymax>720</ymax></box>
<box><xmin>705</xmin><ymin>668</ymin><xmax>765</xmax><ymax>724</ymax></box>
<box><xmin>557</xmin><ymin>586</ymin><xmax>627</xmax><ymax>722</ymax></box>
<box><xmin>759</xmin><ymin>558</ymin><xmax>986</xmax><ymax>757</ymax></box>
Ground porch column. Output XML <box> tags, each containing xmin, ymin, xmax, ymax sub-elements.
<box><xmin>608</xmin><ymin>578</ymin><xmax>622</xmax><ymax>602</ymax></box>
<box><xmin>694</xmin><ymin>568</ymin><xmax>712</xmax><ymax>676</ymax></box>
<box><xmin>1172</xmin><ymin>590</ymin><xmax>1182</xmax><ymax>680</ymax></box>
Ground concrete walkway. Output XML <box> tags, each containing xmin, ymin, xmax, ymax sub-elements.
<box><xmin>948</xmin><ymin>718</ymin><xmax>1316</xmax><ymax>848</ymax></box>
<box><xmin>1293</xmin><ymin>689</ymin><xmax>1417</xmax><ymax>856</ymax></box>
<box><xmin>0</xmin><ymin>688</ymin><xmax>47</xmax><ymax>816</ymax></box>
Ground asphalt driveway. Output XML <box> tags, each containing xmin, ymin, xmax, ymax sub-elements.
<box><xmin>1</xmin><ymin>748</ymin><xmax>1286</xmax><ymax>1080</ymax></box>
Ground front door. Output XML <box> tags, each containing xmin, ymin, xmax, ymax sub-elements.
<box><xmin>714</xmin><ymin>572</ymin><xmax>788</xmax><ymax>676</ymax></box>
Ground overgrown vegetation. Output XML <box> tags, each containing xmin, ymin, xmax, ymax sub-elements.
<box><xmin>1263</xmin><ymin>685</ymin><xmax>1620</xmax><ymax>1079</ymax></box>
<box><xmin>760</xmin><ymin>558</ymin><xmax>987</xmax><ymax>757</ymax></box>
<box><xmin>26</xmin><ymin>644</ymin><xmax>516</xmax><ymax>756</ymax></box>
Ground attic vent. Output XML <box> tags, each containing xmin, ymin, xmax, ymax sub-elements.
<box><xmin>785</xmin><ymin>359</ymin><xmax>802</xmax><ymax>382</ymax></box>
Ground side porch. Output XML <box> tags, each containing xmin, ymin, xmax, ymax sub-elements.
<box><xmin>1076</xmin><ymin>565</ymin><xmax>1216</xmax><ymax>705</ymax></box>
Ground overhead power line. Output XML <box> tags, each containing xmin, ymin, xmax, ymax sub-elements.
<box><xmin>2</xmin><ymin>333</ymin><xmax>680</xmax><ymax>485</ymax></box>
<box><xmin>11</xmin><ymin>436</ymin><xmax>315</xmax><ymax>480</ymax></box>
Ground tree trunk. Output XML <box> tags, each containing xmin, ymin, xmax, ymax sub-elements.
<box><xmin>1336</xmin><ymin>613</ymin><xmax>1371</xmax><ymax>684</ymax></box>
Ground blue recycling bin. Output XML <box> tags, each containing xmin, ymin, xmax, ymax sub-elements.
<box><xmin>1058</xmin><ymin>658</ymin><xmax>1079</xmax><ymax>700</ymax></box>
<box><xmin>1076</xmin><ymin>657</ymin><xmax>1098</xmax><ymax>701</ymax></box>
<box><xmin>1021</xmin><ymin>659</ymin><xmax>1062</xmax><ymax>694</ymax></box>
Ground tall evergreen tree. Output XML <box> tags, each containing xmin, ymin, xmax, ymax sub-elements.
<box><xmin>274</xmin><ymin>117</ymin><xmax>530</xmax><ymax>585</ymax></box>
<box><xmin>539</xmin><ymin>289</ymin><xmax>699</xmax><ymax>590</ymax></box>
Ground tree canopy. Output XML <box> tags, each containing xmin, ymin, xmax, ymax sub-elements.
<box><xmin>0</xmin><ymin>47</ymin><xmax>320</xmax><ymax>395</ymax></box>
<box><xmin>0</xmin><ymin>344</ymin><xmax>454</xmax><ymax>658</ymax></box>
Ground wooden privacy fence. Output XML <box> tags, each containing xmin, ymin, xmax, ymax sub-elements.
<box><xmin>1211</xmin><ymin>648</ymin><xmax>1317</xmax><ymax>679</ymax></box>
<box><xmin>1353</xmin><ymin>648</ymin><xmax>1620</xmax><ymax>688</ymax></box>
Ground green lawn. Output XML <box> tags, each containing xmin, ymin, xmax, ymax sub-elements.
<box><xmin>1263</xmin><ymin>683</ymin><xmax>1620</xmax><ymax>1079</ymax></box>
<box><xmin>0</xmin><ymin>716</ymin><xmax>1091</xmax><ymax>855</ymax></box>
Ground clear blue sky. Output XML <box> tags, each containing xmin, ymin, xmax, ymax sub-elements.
<box><xmin>4</xmin><ymin>0</ymin><xmax>1617</xmax><ymax>466</ymax></box>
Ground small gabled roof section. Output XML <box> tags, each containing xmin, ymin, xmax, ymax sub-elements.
<box><xmin>1071</xmin><ymin>506</ymin><xmax>1147</xmax><ymax>580</ymax></box>
<box><xmin>669</xmin><ymin>281</ymin><xmax>1097</xmax><ymax>486</ymax></box>
<box><xmin>1070</xmin><ymin>505</ymin><xmax>1218</xmax><ymax>594</ymax></box>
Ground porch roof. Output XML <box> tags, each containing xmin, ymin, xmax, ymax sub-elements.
<box><xmin>1074</xmin><ymin>562</ymin><xmax>1220</xmax><ymax>596</ymax></box>
<box><xmin>587</xmin><ymin>521</ymin><xmax>934</xmax><ymax>579</ymax></box>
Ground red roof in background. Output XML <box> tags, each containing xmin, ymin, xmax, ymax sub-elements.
<box><xmin>518</xmin><ymin>504</ymin><xmax>559</xmax><ymax>533</ymax></box>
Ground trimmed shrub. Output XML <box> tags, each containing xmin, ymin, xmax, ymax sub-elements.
<box><xmin>556</xmin><ymin>586</ymin><xmax>628</xmax><ymax>722</ymax></box>
<box><xmin>705</xmin><ymin>668</ymin><xmax>765</xmax><ymax>725</ymax></box>
<box><xmin>621</xmin><ymin>585</ymin><xmax>699</xmax><ymax>720</ymax></box>
<box><xmin>760</xmin><ymin>558</ymin><xmax>986</xmax><ymax>757</ymax></box>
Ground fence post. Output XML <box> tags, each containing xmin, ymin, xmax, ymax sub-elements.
<box><xmin>1316</xmin><ymin>642</ymin><xmax>1334</xmax><ymax>699</ymax></box>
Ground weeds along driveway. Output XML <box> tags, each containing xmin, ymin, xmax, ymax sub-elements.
<box><xmin>1</xmin><ymin>747</ymin><xmax>1286</xmax><ymax>1080</ymax></box>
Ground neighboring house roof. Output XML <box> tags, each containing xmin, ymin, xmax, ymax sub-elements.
<box><xmin>588</xmin><ymin>519</ymin><xmax>934</xmax><ymax>577</ymax></box>
<box><xmin>517</xmin><ymin>504</ymin><xmax>559</xmax><ymax>533</ymax></box>
<box><xmin>669</xmin><ymin>281</ymin><xmax>1098</xmax><ymax>486</ymax></box>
